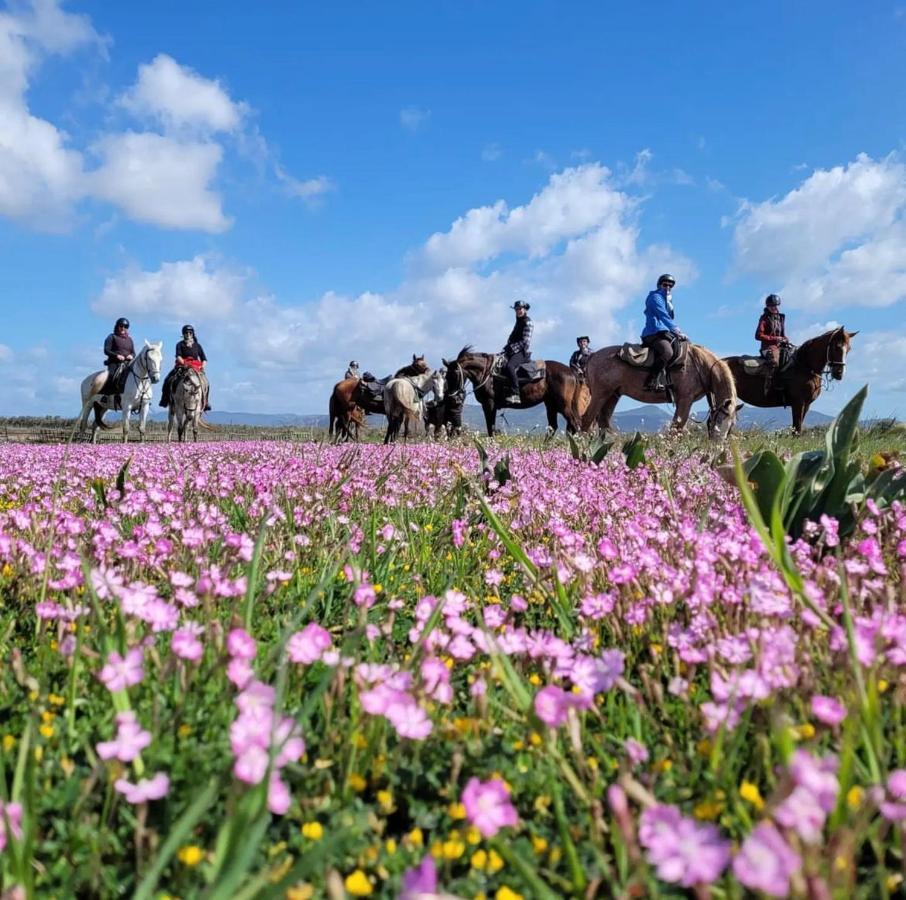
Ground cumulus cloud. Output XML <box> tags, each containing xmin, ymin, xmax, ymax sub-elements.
<box><xmin>0</xmin><ymin>0</ymin><xmax>100</xmax><ymax>229</ymax></box>
<box><xmin>274</xmin><ymin>166</ymin><xmax>334</xmax><ymax>206</ymax></box>
<box><xmin>119</xmin><ymin>53</ymin><xmax>245</xmax><ymax>133</ymax></box>
<box><xmin>89</xmin><ymin>132</ymin><xmax>231</xmax><ymax>232</ymax></box>
<box><xmin>732</xmin><ymin>153</ymin><xmax>906</xmax><ymax>310</ymax></box>
<box><xmin>92</xmin><ymin>255</ymin><xmax>245</xmax><ymax>320</ymax></box>
<box><xmin>208</xmin><ymin>163</ymin><xmax>692</xmax><ymax>409</ymax></box>
<box><xmin>0</xmin><ymin>1</ymin><xmax>329</xmax><ymax>232</ymax></box>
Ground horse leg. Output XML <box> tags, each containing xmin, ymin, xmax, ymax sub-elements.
<box><xmin>138</xmin><ymin>401</ymin><xmax>149</xmax><ymax>443</ymax></box>
<box><xmin>482</xmin><ymin>403</ymin><xmax>496</xmax><ymax>437</ymax></box>
<box><xmin>791</xmin><ymin>401</ymin><xmax>808</xmax><ymax>435</ymax></box>
<box><xmin>671</xmin><ymin>394</ymin><xmax>693</xmax><ymax>432</ymax></box>
<box><xmin>167</xmin><ymin>409</ymin><xmax>175</xmax><ymax>442</ymax></box>
<box><xmin>544</xmin><ymin>398</ymin><xmax>559</xmax><ymax>433</ymax></box>
<box><xmin>122</xmin><ymin>406</ymin><xmax>130</xmax><ymax>443</ymax></box>
<box><xmin>597</xmin><ymin>393</ymin><xmax>620</xmax><ymax>435</ymax></box>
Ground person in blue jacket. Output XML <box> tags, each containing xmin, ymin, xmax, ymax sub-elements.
<box><xmin>640</xmin><ymin>273</ymin><xmax>686</xmax><ymax>392</ymax></box>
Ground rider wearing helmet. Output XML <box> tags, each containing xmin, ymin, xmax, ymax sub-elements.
<box><xmin>502</xmin><ymin>300</ymin><xmax>533</xmax><ymax>404</ymax></box>
<box><xmin>640</xmin><ymin>274</ymin><xmax>685</xmax><ymax>392</ymax></box>
<box><xmin>345</xmin><ymin>360</ymin><xmax>361</xmax><ymax>380</ymax></box>
<box><xmin>159</xmin><ymin>324</ymin><xmax>210</xmax><ymax>410</ymax></box>
<box><xmin>570</xmin><ymin>336</ymin><xmax>592</xmax><ymax>379</ymax></box>
<box><xmin>103</xmin><ymin>317</ymin><xmax>135</xmax><ymax>399</ymax></box>
<box><xmin>755</xmin><ymin>294</ymin><xmax>789</xmax><ymax>394</ymax></box>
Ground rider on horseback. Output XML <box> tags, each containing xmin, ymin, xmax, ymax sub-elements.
<box><xmin>104</xmin><ymin>317</ymin><xmax>135</xmax><ymax>407</ymax></box>
<box><xmin>345</xmin><ymin>360</ymin><xmax>360</xmax><ymax>380</ymax></box>
<box><xmin>755</xmin><ymin>294</ymin><xmax>790</xmax><ymax>395</ymax></box>
<box><xmin>502</xmin><ymin>300</ymin><xmax>533</xmax><ymax>404</ymax></box>
<box><xmin>570</xmin><ymin>336</ymin><xmax>591</xmax><ymax>380</ymax></box>
<box><xmin>159</xmin><ymin>325</ymin><xmax>211</xmax><ymax>410</ymax></box>
<box><xmin>641</xmin><ymin>274</ymin><xmax>685</xmax><ymax>392</ymax></box>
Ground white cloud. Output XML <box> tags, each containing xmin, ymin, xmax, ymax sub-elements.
<box><xmin>89</xmin><ymin>132</ymin><xmax>231</xmax><ymax>232</ymax></box>
<box><xmin>274</xmin><ymin>166</ymin><xmax>334</xmax><ymax>206</ymax></box>
<box><xmin>732</xmin><ymin>153</ymin><xmax>906</xmax><ymax>310</ymax></box>
<box><xmin>400</xmin><ymin>106</ymin><xmax>430</xmax><ymax>132</ymax></box>
<box><xmin>119</xmin><ymin>53</ymin><xmax>245</xmax><ymax>134</ymax></box>
<box><xmin>0</xmin><ymin>343</ymin><xmax>12</xmax><ymax>362</ymax></box>
<box><xmin>92</xmin><ymin>255</ymin><xmax>245</xmax><ymax>320</ymax></box>
<box><xmin>0</xmin><ymin>0</ymin><xmax>99</xmax><ymax>229</ymax></box>
<box><xmin>481</xmin><ymin>143</ymin><xmax>502</xmax><ymax>161</ymax></box>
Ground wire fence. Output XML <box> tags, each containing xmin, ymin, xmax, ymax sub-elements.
<box><xmin>0</xmin><ymin>426</ymin><xmax>325</xmax><ymax>444</ymax></box>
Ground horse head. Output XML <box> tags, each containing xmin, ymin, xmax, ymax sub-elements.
<box><xmin>429</xmin><ymin>368</ymin><xmax>445</xmax><ymax>404</ymax></box>
<box><xmin>412</xmin><ymin>354</ymin><xmax>428</xmax><ymax>373</ymax></box>
<box><xmin>142</xmin><ymin>340</ymin><xmax>164</xmax><ymax>384</ymax></box>
<box><xmin>707</xmin><ymin>397</ymin><xmax>742</xmax><ymax>441</ymax></box>
<box><xmin>827</xmin><ymin>327</ymin><xmax>858</xmax><ymax>381</ymax></box>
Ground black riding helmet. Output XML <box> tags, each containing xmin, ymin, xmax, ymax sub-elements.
<box><xmin>182</xmin><ymin>324</ymin><xmax>195</xmax><ymax>336</ymax></box>
<box><xmin>657</xmin><ymin>274</ymin><xmax>676</xmax><ymax>288</ymax></box>
<box><xmin>115</xmin><ymin>317</ymin><xmax>130</xmax><ymax>329</ymax></box>
<box><xmin>765</xmin><ymin>294</ymin><xmax>781</xmax><ymax>307</ymax></box>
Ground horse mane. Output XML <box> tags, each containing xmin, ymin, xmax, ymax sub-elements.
<box><xmin>693</xmin><ymin>344</ymin><xmax>738</xmax><ymax>406</ymax></box>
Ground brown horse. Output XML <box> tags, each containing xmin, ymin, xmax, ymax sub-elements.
<box><xmin>328</xmin><ymin>355</ymin><xmax>428</xmax><ymax>443</ymax></box>
<box><xmin>724</xmin><ymin>327</ymin><xmax>858</xmax><ymax>433</ymax></box>
<box><xmin>445</xmin><ymin>347</ymin><xmax>590</xmax><ymax>436</ymax></box>
<box><xmin>582</xmin><ymin>342</ymin><xmax>739</xmax><ymax>440</ymax></box>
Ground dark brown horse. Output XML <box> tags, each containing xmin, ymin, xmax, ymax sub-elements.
<box><xmin>445</xmin><ymin>347</ymin><xmax>590</xmax><ymax>436</ymax></box>
<box><xmin>424</xmin><ymin>364</ymin><xmax>467</xmax><ymax>439</ymax></box>
<box><xmin>724</xmin><ymin>327</ymin><xmax>858</xmax><ymax>433</ymax></box>
<box><xmin>328</xmin><ymin>355</ymin><xmax>428</xmax><ymax>443</ymax></box>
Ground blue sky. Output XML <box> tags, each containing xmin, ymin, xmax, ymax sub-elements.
<box><xmin>1</xmin><ymin>0</ymin><xmax>905</xmax><ymax>418</ymax></box>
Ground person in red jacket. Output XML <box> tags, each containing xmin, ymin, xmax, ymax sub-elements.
<box><xmin>755</xmin><ymin>294</ymin><xmax>790</xmax><ymax>394</ymax></box>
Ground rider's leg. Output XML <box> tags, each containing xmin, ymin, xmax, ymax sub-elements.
<box><xmin>504</xmin><ymin>353</ymin><xmax>526</xmax><ymax>402</ymax></box>
<box><xmin>159</xmin><ymin>369</ymin><xmax>176</xmax><ymax>408</ymax></box>
<box><xmin>642</xmin><ymin>334</ymin><xmax>672</xmax><ymax>392</ymax></box>
<box><xmin>763</xmin><ymin>347</ymin><xmax>780</xmax><ymax>395</ymax></box>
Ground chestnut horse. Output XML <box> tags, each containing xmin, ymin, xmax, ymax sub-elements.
<box><xmin>581</xmin><ymin>343</ymin><xmax>739</xmax><ymax>441</ymax></box>
<box><xmin>445</xmin><ymin>347</ymin><xmax>590</xmax><ymax>436</ymax></box>
<box><xmin>328</xmin><ymin>355</ymin><xmax>428</xmax><ymax>443</ymax></box>
<box><xmin>725</xmin><ymin>327</ymin><xmax>857</xmax><ymax>433</ymax></box>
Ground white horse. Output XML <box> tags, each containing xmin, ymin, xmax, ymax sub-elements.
<box><xmin>383</xmin><ymin>369</ymin><xmax>445</xmax><ymax>444</ymax></box>
<box><xmin>77</xmin><ymin>341</ymin><xmax>163</xmax><ymax>443</ymax></box>
<box><xmin>167</xmin><ymin>367</ymin><xmax>208</xmax><ymax>443</ymax></box>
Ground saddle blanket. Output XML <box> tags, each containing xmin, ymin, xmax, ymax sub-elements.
<box><xmin>494</xmin><ymin>356</ymin><xmax>545</xmax><ymax>385</ymax></box>
<box><xmin>618</xmin><ymin>340</ymin><xmax>689</xmax><ymax>370</ymax></box>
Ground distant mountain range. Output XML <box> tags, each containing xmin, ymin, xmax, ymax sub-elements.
<box><xmin>155</xmin><ymin>403</ymin><xmax>834</xmax><ymax>433</ymax></box>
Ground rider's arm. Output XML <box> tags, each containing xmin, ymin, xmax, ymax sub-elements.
<box><xmin>521</xmin><ymin>319</ymin><xmax>533</xmax><ymax>355</ymax></box>
<box><xmin>197</xmin><ymin>344</ymin><xmax>207</xmax><ymax>364</ymax></box>
<box><xmin>755</xmin><ymin>316</ymin><xmax>779</xmax><ymax>345</ymax></box>
<box><xmin>104</xmin><ymin>334</ymin><xmax>116</xmax><ymax>359</ymax></box>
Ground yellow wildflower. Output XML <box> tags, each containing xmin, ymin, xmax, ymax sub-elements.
<box><xmin>739</xmin><ymin>781</ymin><xmax>765</xmax><ymax>811</ymax></box>
<box><xmin>285</xmin><ymin>884</ymin><xmax>314</xmax><ymax>900</ymax></box>
<box><xmin>2</xmin><ymin>735</ymin><xmax>15</xmax><ymax>752</ymax></box>
<box><xmin>528</xmin><ymin>673</ymin><xmax>542</xmax><ymax>686</ymax></box>
<box><xmin>512</xmin><ymin>739</ymin><xmax>525</xmax><ymax>751</ymax></box>
<box><xmin>353</xmin><ymin>732</ymin><xmax>368</xmax><ymax>749</ymax></box>
<box><xmin>178</xmin><ymin>724</ymin><xmax>192</xmax><ymax>738</ymax></box>
<box><xmin>448</xmin><ymin>802</ymin><xmax>466</xmax><ymax>819</ymax></box>
<box><xmin>348</xmin><ymin>772</ymin><xmax>367</xmax><ymax>792</ymax></box>
<box><xmin>495</xmin><ymin>887</ymin><xmax>523</xmax><ymax>900</ymax></box>
<box><xmin>39</xmin><ymin>724</ymin><xmax>55</xmax><ymax>739</ymax></box>
<box><xmin>529</xmin><ymin>732</ymin><xmax>543</xmax><ymax>747</ymax></box>
<box><xmin>465</xmin><ymin>825</ymin><xmax>481</xmax><ymax>845</ymax></box>
<box><xmin>471</xmin><ymin>849</ymin><xmax>504</xmax><ymax>873</ymax></box>
<box><xmin>442</xmin><ymin>838</ymin><xmax>465</xmax><ymax>860</ymax></box>
<box><xmin>693</xmin><ymin>799</ymin><xmax>724</xmax><ymax>821</ymax></box>
<box><xmin>548</xmin><ymin>846</ymin><xmax>562</xmax><ymax>865</ymax></box>
<box><xmin>385</xmin><ymin>838</ymin><xmax>397</xmax><ymax>855</ymax></box>
<box><xmin>531</xmin><ymin>835</ymin><xmax>548</xmax><ymax>854</ymax></box>
<box><xmin>177</xmin><ymin>845</ymin><xmax>204</xmax><ymax>867</ymax></box>
<box><xmin>847</xmin><ymin>786</ymin><xmax>863</xmax><ymax>810</ymax></box>
<box><xmin>654</xmin><ymin>759</ymin><xmax>673</xmax><ymax>773</ymax></box>
<box><xmin>377</xmin><ymin>790</ymin><xmax>395</xmax><ymax>812</ymax></box>
<box><xmin>406</xmin><ymin>827</ymin><xmax>424</xmax><ymax>848</ymax></box>
<box><xmin>344</xmin><ymin>869</ymin><xmax>373</xmax><ymax>896</ymax></box>
<box><xmin>794</xmin><ymin>723</ymin><xmax>816</xmax><ymax>740</ymax></box>
<box><xmin>878</xmin><ymin>679</ymin><xmax>889</xmax><ymax>694</ymax></box>
<box><xmin>301</xmin><ymin>821</ymin><xmax>323</xmax><ymax>841</ymax></box>
<box><xmin>48</xmin><ymin>693</ymin><xmax>65</xmax><ymax>706</ymax></box>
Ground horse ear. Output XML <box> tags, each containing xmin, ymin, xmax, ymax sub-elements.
<box><xmin>412</xmin><ymin>354</ymin><xmax>417</xmax><ymax>363</ymax></box>
<box><xmin>735</xmin><ymin>402</ymin><xmax>744</xmax><ymax>413</ymax></box>
<box><xmin>144</xmin><ymin>339</ymin><xmax>150</xmax><ymax>347</ymax></box>
<box><xmin>847</xmin><ymin>330</ymin><xmax>859</xmax><ymax>338</ymax></box>
<box><xmin>442</xmin><ymin>358</ymin><xmax>450</xmax><ymax>367</ymax></box>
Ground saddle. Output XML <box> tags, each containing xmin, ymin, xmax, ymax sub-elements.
<box><xmin>493</xmin><ymin>355</ymin><xmax>546</xmax><ymax>386</ymax></box>
<box><xmin>618</xmin><ymin>339</ymin><xmax>689</xmax><ymax>370</ymax></box>
<box><xmin>360</xmin><ymin>373</ymin><xmax>390</xmax><ymax>401</ymax></box>
<box><xmin>739</xmin><ymin>345</ymin><xmax>795</xmax><ymax>376</ymax></box>
<box><xmin>101</xmin><ymin>363</ymin><xmax>129</xmax><ymax>396</ymax></box>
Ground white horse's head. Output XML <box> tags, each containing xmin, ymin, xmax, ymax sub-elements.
<box><xmin>428</xmin><ymin>368</ymin><xmax>445</xmax><ymax>404</ymax></box>
<box><xmin>143</xmin><ymin>340</ymin><xmax>164</xmax><ymax>383</ymax></box>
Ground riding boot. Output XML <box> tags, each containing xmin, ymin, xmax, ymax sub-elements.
<box><xmin>643</xmin><ymin>362</ymin><xmax>664</xmax><ymax>392</ymax></box>
<box><xmin>159</xmin><ymin>372</ymin><xmax>173</xmax><ymax>408</ymax></box>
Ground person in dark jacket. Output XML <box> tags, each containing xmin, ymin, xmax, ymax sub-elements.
<box><xmin>103</xmin><ymin>317</ymin><xmax>135</xmax><ymax>401</ymax></box>
<box><xmin>159</xmin><ymin>325</ymin><xmax>210</xmax><ymax>409</ymax></box>
<box><xmin>502</xmin><ymin>300</ymin><xmax>533</xmax><ymax>404</ymax></box>
<box><xmin>570</xmin><ymin>336</ymin><xmax>591</xmax><ymax>379</ymax></box>
<box><xmin>640</xmin><ymin>274</ymin><xmax>685</xmax><ymax>392</ymax></box>
<box><xmin>345</xmin><ymin>360</ymin><xmax>360</xmax><ymax>380</ymax></box>
<box><xmin>755</xmin><ymin>294</ymin><xmax>789</xmax><ymax>394</ymax></box>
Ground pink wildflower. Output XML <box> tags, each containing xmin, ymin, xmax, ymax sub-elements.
<box><xmin>114</xmin><ymin>772</ymin><xmax>170</xmax><ymax>804</ymax></box>
<box><xmin>98</xmin><ymin>647</ymin><xmax>144</xmax><ymax>693</ymax></box>
<box><xmin>461</xmin><ymin>777</ymin><xmax>518</xmax><ymax>838</ymax></box>
<box><xmin>287</xmin><ymin>623</ymin><xmax>333</xmax><ymax>665</ymax></box>
<box><xmin>0</xmin><ymin>800</ymin><xmax>23</xmax><ymax>852</ymax></box>
<box><xmin>810</xmin><ymin>694</ymin><xmax>846</xmax><ymax>726</ymax></box>
<box><xmin>534</xmin><ymin>685</ymin><xmax>573</xmax><ymax>728</ymax></box>
<box><xmin>733</xmin><ymin>822</ymin><xmax>801</xmax><ymax>897</ymax></box>
<box><xmin>226</xmin><ymin>628</ymin><xmax>257</xmax><ymax>660</ymax></box>
<box><xmin>96</xmin><ymin>711</ymin><xmax>151</xmax><ymax>763</ymax></box>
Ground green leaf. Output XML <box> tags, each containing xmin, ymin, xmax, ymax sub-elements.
<box><xmin>621</xmin><ymin>431</ymin><xmax>647</xmax><ymax>469</ymax></box>
<box><xmin>742</xmin><ymin>450</ymin><xmax>787</xmax><ymax>523</ymax></box>
<box><xmin>567</xmin><ymin>432</ymin><xmax>581</xmax><ymax>460</ymax></box>
<box><xmin>115</xmin><ymin>455</ymin><xmax>132</xmax><ymax>495</ymax></box>
<box><xmin>591</xmin><ymin>439</ymin><xmax>613</xmax><ymax>465</ymax></box>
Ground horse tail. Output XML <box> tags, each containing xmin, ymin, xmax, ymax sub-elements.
<box><xmin>93</xmin><ymin>402</ymin><xmax>116</xmax><ymax>430</ymax></box>
<box><xmin>328</xmin><ymin>393</ymin><xmax>336</xmax><ymax>437</ymax></box>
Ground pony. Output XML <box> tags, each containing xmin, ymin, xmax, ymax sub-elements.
<box><xmin>582</xmin><ymin>342</ymin><xmax>739</xmax><ymax>440</ymax></box>
<box><xmin>424</xmin><ymin>363</ymin><xmax>467</xmax><ymax>439</ymax></box>
<box><xmin>724</xmin><ymin>327</ymin><xmax>858</xmax><ymax>433</ymax></box>
<box><xmin>328</xmin><ymin>354</ymin><xmax>429</xmax><ymax>443</ymax></box>
<box><xmin>446</xmin><ymin>347</ymin><xmax>589</xmax><ymax>436</ymax></box>
<box><xmin>167</xmin><ymin>367</ymin><xmax>208</xmax><ymax>442</ymax></box>
<box><xmin>77</xmin><ymin>341</ymin><xmax>163</xmax><ymax>443</ymax></box>
<box><xmin>383</xmin><ymin>369</ymin><xmax>445</xmax><ymax>444</ymax></box>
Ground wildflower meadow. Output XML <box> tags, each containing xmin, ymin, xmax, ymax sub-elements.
<box><xmin>2</xmin><ymin>392</ymin><xmax>906</xmax><ymax>899</ymax></box>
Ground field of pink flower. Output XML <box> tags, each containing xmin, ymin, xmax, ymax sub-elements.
<box><xmin>0</xmin><ymin>434</ymin><xmax>904</xmax><ymax>899</ymax></box>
